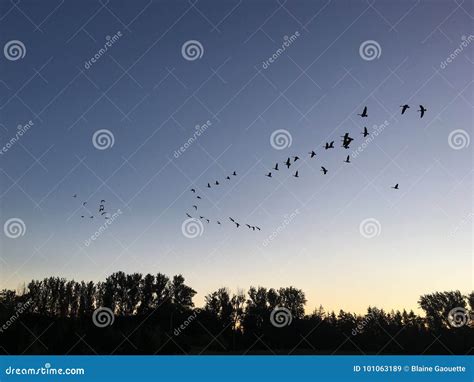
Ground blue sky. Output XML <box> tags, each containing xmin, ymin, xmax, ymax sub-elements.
<box><xmin>1</xmin><ymin>0</ymin><xmax>472</xmax><ymax>313</ymax></box>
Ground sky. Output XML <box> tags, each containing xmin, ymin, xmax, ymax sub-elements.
<box><xmin>0</xmin><ymin>0</ymin><xmax>472</xmax><ymax>314</ymax></box>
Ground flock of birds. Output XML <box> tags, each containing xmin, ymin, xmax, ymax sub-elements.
<box><xmin>185</xmin><ymin>171</ymin><xmax>262</xmax><ymax>231</ymax></box>
<box><xmin>181</xmin><ymin>104</ymin><xmax>426</xmax><ymax>232</ymax></box>
<box><xmin>264</xmin><ymin>105</ymin><xmax>425</xmax><ymax>188</ymax></box>
<box><xmin>73</xmin><ymin>194</ymin><xmax>111</xmax><ymax>220</ymax></box>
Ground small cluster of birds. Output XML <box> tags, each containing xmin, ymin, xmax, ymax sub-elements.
<box><xmin>264</xmin><ymin>105</ymin><xmax>426</xmax><ymax>189</ymax></box>
<box><xmin>184</xmin><ymin>172</ymin><xmax>262</xmax><ymax>231</ymax></box>
<box><xmin>73</xmin><ymin>194</ymin><xmax>110</xmax><ymax>219</ymax></box>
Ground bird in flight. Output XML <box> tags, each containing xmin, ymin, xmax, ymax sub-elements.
<box><xmin>82</xmin><ymin>202</ymin><xmax>87</xmax><ymax>206</ymax></box>
<box><xmin>324</xmin><ymin>141</ymin><xmax>334</xmax><ymax>150</ymax></box>
<box><xmin>72</xmin><ymin>194</ymin><xmax>77</xmax><ymax>198</ymax></box>
<box><xmin>273</xmin><ymin>163</ymin><xmax>279</xmax><ymax>171</ymax></box>
<box><xmin>193</xmin><ymin>205</ymin><xmax>198</xmax><ymax>210</ymax></box>
<box><xmin>81</xmin><ymin>215</ymin><xmax>84</xmax><ymax>218</ymax></box>
<box><xmin>207</xmin><ymin>183</ymin><xmax>211</xmax><ymax>188</ymax></box>
<box><xmin>215</xmin><ymin>181</ymin><xmax>219</xmax><ymax>185</ymax></box>
<box><xmin>226</xmin><ymin>176</ymin><xmax>231</xmax><ymax>180</ymax></box>
<box><xmin>309</xmin><ymin>150</ymin><xmax>316</xmax><ymax>158</ymax></box>
<box><xmin>293</xmin><ymin>171</ymin><xmax>299</xmax><ymax>178</ymax></box>
<box><xmin>235</xmin><ymin>222</ymin><xmax>240</xmax><ymax>228</ymax></box>
<box><xmin>90</xmin><ymin>216</ymin><xmax>94</xmax><ymax>219</ymax></box>
<box><xmin>344</xmin><ymin>155</ymin><xmax>351</xmax><ymax>163</ymax></box>
<box><xmin>246</xmin><ymin>224</ymin><xmax>251</xmax><ymax>228</ymax></box>
<box><xmin>232</xmin><ymin>171</ymin><xmax>237</xmax><ymax>176</ymax></box>
<box><xmin>400</xmin><ymin>104</ymin><xmax>410</xmax><ymax>114</ymax></box>
<box><xmin>362</xmin><ymin>127</ymin><xmax>369</xmax><ymax>137</ymax></box>
<box><xmin>100</xmin><ymin>199</ymin><xmax>105</xmax><ymax>203</ymax></box>
<box><xmin>321</xmin><ymin>166</ymin><xmax>328</xmax><ymax>175</ymax></box>
<box><xmin>391</xmin><ymin>183</ymin><xmax>399</xmax><ymax>190</ymax></box>
<box><xmin>205</xmin><ymin>219</ymin><xmax>210</xmax><ymax>223</ymax></box>
<box><xmin>358</xmin><ymin>106</ymin><xmax>368</xmax><ymax>117</ymax></box>
<box><xmin>285</xmin><ymin>158</ymin><xmax>291</xmax><ymax>169</ymax></box>
<box><xmin>293</xmin><ymin>156</ymin><xmax>300</xmax><ymax>161</ymax></box>
<box><xmin>217</xmin><ymin>221</ymin><xmax>221</xmax><ymax>225</ymax></box>
<box><xmin>229</xmin><ymin>217</ymin><xmax>235</xmax><ymax>222</ymax></box>
<box><xmin>191</xmin><ymin>188</ymin><xmax>196</xmax><ymax>193</ymax></box>
<box><xmin>255</xmin><ymin>226</ymin><xmax>261</xmax><ymax>231</ymax></box>
<box><xmin>266</xmin><ymin>172</ymin><xmax>272</xmax><ymax>178</ymax></box>
<box><xmin>196</xmin><ymin>196</ymin><xmax>202</xmax><ymax>199</ymax></box>
<box><xmin>341</xmin><ymin>133</ymin><xmax>354</xmax><ymax>149</ymax></box>
<box><xmin>418</xmin><ymin>105</ymin><xmax>427</xmax><ymax>118</ymax></box>
<box><xmin>186</xmin><ymin>213</ymin><xmax>192</xmax><ymax>218</ymax></box>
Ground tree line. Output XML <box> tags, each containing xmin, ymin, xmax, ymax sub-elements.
<box><xmin>0</xmin><ymin>272</ymin><xmax>472</xmax><ymax>354</ymax></box>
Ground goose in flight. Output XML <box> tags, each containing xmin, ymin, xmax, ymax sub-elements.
<box><xmin>391</xmin><ymin>183</ymin><xmax>399</xmax><ymax>190</ymax></box>
<box><xmin>309</xmin><ymin>150</ymin><xmax>316</xmax><ymax>158</ymax></box>
<box><xmin>344</xmin><ymin>155</ymin><xmax>351</xmax><ymax>163</ymax></box>
<box><xmin>186</xmin><ymin>213</ymin><xmax>192</xmax><ymax>218</ymax></box>
<box><xmin>82</xmin><ymin>202</ymin><xmax>87</xmax><ymax>206</ymax></box>
<box><xmin>256</xmin><ymin>226</ymin><xmax>261</xmax><ymax>231</ymax></box>
<box><xmin>266</xmin><ymin>172</ymin><xmax>272</xmax><ymax>178</ymax></box>
<box><xmin>229</xmin><ymin>217</ymin><xmax>235</xmax><ymax>222</ymax></box>
<box><xmin>418</xmin><ymin>105</ymin><xmax>426</xmax><ymax>118</ymax></box>
<box><xmin>358</xmin><ymin>106</ymin><xmax>368</xmax><ymax>117</ymax></box>
<box><xmin>293</xmin><ymin>171</ymin><xmax>299</xmax><ymax>178</ymax></box>
<box><xmin>207</xmin><ymin>183</ymin><xmax>211</xmax><ymax>188</ymax></box>
<box><xmin>196</xmin><ymin>196</ymin><xmax>202</xmax><ymax>199</ymax></box>
<box><xmin>285</xmin><ymin>158</ymin><xmax>291</xmax><ymax>168</ymax></box>
<box><xmin>321</xmin><ymin>166</ymin><xmax>328</xmax><ymax>175</ymax></box>
<box><xmin>232</xmin><ymin>171</ymin><xmax>237</xmax><ymax>176</ymax></box>
<box><xmin>72</xmin><ymin>194</ymin><xmax>77</xmax><ymax>198</ymax></box>
<box><xmin>217</xmin><ymin>221</ymin><xmax>221</xmax><ymax>225</ymax></box>
<box><xmin>273</xmin><ymin>163</ymin><xmax>279</xmax><ymax>171</ymax></box>
<box><xmin>235</xmin><ymin>222</ymin><xmax>240</xmax><ymax>228</ymax></box>
<box><xmin>191</xmin><ymin>188</ymin><xmax>196</xmax><ymax>193</ymax></box>
<box><xmin>293</xmin><ymin>156</ymin><xmax>300</xmax><ymax>161</ymax></box>
<box><xmin>324</xmin><ymin>141</ymin><xmax>334</xmax><ymax>150</ymax></box>
<box><xmin>246</xmin><ymin>224</ymin><xmax>251</xmax><ymax>228</ymax></box>
<box><xmin>400</xmin><ymin>104</ymin><xmax>410</xmax><ymax>114</ymax></box>
<box><xmin>193</xmin><ymin>205</ymin><xmax>198</xmax><ymax>210</ymax></box>
<box><xmin>215</xmin><ymin>181</ymin><xmax>219</xmax><ymax>185</ymax></box>
<box><xmin>362</xmin><ymin>127</ymin><xmax>369</xmax><ymax>137</ymax></box>
<box><xmin>226</xmin><ymin>176</ymin><xmax>231</xmax><ymax>180</ymax></box>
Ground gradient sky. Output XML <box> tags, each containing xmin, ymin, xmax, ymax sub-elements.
<box><xmin>0</xmin><ymin>0</ymin><xmax>472</xmax><ymax>314</ymax></box>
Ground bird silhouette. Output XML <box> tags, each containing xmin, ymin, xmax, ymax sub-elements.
<box><xmin>293</xmin><ymin>171</ymin><xmax>299</xmax><ymax>178</ymax></box>
<box><xmin>266</xmin><ymin>172</ymin><xmax>272</xmax><ymax>178</ymax></box>
<box><xmin>100</xmin><ymin>200</ymin><xmax>105</xmax><ymax>203</ymax></box>
<box><xmin>199</xmin><ymin>216</ymin><xmax>204</xmax><ymax>219</ymax></box>
<box><xmin>232</xmin><ymin>171</ymin><xmax>237</xmax><ymax>176</ymax></box>
<box><xmin>215</xmin><ymin>181</ymin><xmax>219</xmax><ymax>185</ymax></box>
<box><xmin>418</xmin><ymin>105</ymin><xmax>426</xmax><ymax>118</ymax></box>
<box><xmin>309</xmin><ymin>151</ymin><xmax>316</xmax><ymax>158</ymax></box>
<box><xmin>362</xmin><ymin>127</ymin><xmax>369</xmax><ymax>137</ymax></box>
<box><xmin>273</xmin><ymin>163</ymin><xmax>279</xmax><ymax>171</ymax></box>
<box><xmin>191</xmin><ymin>188</ymin><xmax>196</xmax><ymax>193</ymax></box>
<box><xmin>217</xmin><ymin>221</ymin><xmax>221</xmax><ymax>225</ymax></box>
<box><xmin>73</xmin><ymin>194</ymin><xmax>77</xmax><ymax>198</ymax></box>
<box><xmin>256</xmin><ymin>226</ymin><xmax>261</xmax><ymax>231</ymax></box>
<box><xmin>229</xmin><ymin>217</ymin><xmax>235</xmax><ymax>222</ymax></box>
<box><xmin>341</xmin><ymin>133</ymin><xmax>354</xmax><ymax>149</ymax></box>
<box><xmin>196</xmin><ymin>196</ymin><xmax>202</xmax><ymax>199</ymax></box>
<box><xmin>358</xmin><ymin>106</ymin><xmax>368</xmax><ymax>117</ymax></box>
<box><xmin>246</xmin><ymin>224</ymin><xmax>251</xmax><ymax>228</ymax></box>
<box><xmin>293</xmin><ymin>156</ymin><xmax>300</xmax><ymax>161</ymax></box>
<box><xmin>400</xmin><ymin>104</ymin><xmax>410</xmax><ymax>114</ymax></box>
<box><xmin>193</xmin><ymin>205</ymin><xmax>198</xmax><ymax>210</ymax></box>
<box><xmin>186</xmin><ymin>213</ymin><xmax>192</xmax><ymax>218</ymax></box>
<box><xmin>391</xmin><ymin>183</ymin><xmax>399</xmax><ymax>189</ymax></box>
<box><xmin>235</xmin><ymin>223</ymin><xmax>240</xmax><ymax>228</ymax></box>
<box><xmin>205</xmin><ymin>219</ymin><xmax>210</xmax><ymax>223</ymax></box>
<box><xmin>90</xmin><ymin>216</ymin><xmax>94</xmax><ymax>219</ymax></box>
<box><xmin>321</xmin><ymin>166</ymin><xmax>328</xmax><ymax>174</ymax></box>
<box><xmin>324</xmin><ymin>141</ymin><xmax>334</xmax><ymax>150</ymax></box>
<box><xmin>226</xmin><ymin>176</ymin><xmax>230</xmax><ymax>180</ymax></box>
<box><xmin>251</xmin><ymin>226</ymin><xmax>256</xmax><ymax>231</ymax></box>
<box><xmin>82</xmin><ymin>202</ymin><xmax>87</xmax><ymax>206</ymax></box>
<box><xmin>81</xmin><ymin>215</ymin><xmax>84</xmax><ymax>218</ymax></box>
<box><xmin>207</xmin><ymin>183</ymin><xmax>211</xmax><ymax>188</ymax></box>
<box><xmin>99</xmin><ymin>205</ymin><xmax>104</xmax><ymax>212</ymax></box>
<box><xmin>101</xmin><ymin>212</ymin><xmax>108</xmax><ymax>216</ymax></box>
<box><xmin>285</xmin><ymin>158</ymin><xmax>291</xmax><ymax>168</ymax></box>
<box><xmin>344</xmin><ymin>155</ymin><xmax>351</xmax><ymax>163</ymax></box>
